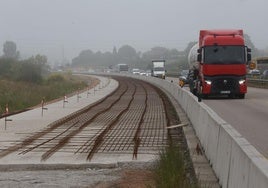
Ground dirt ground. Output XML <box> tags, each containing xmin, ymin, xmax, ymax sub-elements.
<box><xmin>96</xmin><ymin>169</ymin><xmax>155</xmax><ymax>188</ymax></box>
<box><xmin>0</xmin><ymin>163</ymin><xmax>156</xmax><ymax>188</ymax></box>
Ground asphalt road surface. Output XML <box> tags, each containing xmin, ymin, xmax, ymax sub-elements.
<box><xmin>203</xmin><ymin>87</ymin><xmax>268</xmax><ymax>158</ymax></box>
<box><xmin>167</xmin><ymin>77</ymin><xmax>268</xmax><ymax>158</ymax></box>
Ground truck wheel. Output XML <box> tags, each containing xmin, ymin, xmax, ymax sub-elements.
<box><xmin>202</xmin><ymin>94</ymin><xmax>208</xmax><ymax>99</ymax></box>
<box><xmin>198</xmin><ymin>94</ymin><xmax>202</xmax><ymax>102</ymax></box>
<box><xmin>193</xmin><ymin>88</ymin><xmax>197</xmax><ymax>96</ymax></box>
<box><xmin>228</xmin><ymin>94</ymin><xmax>235</xmax><ymax>99</ymax></box>
<box><xmin>238</xmin><ymin>94</ymin><xmax>245</xmax><ymax>99</ymax></box>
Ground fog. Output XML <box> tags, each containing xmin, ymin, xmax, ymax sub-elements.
<box><xmin>0</xmin><ymin>0</ymin><xmax>267</xmax><ymax>63</ymax></box>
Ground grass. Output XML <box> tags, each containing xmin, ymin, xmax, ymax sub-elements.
<box><xmin>0</xmin><ymin>73</ymin><xmax>88</xmax><ymax>114</ymax></box>
<box><xmin>153</xmin><ymin>144</ymin><xmax>198</xmax><ymax>188</ymax></box>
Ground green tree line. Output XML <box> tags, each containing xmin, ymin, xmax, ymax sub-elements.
<box><xmin>0</xmin><ymin>41</ymin><xmax>87</xmax><ymax>114</ymax></box>
<box><xmin>71</xmin><ymin>34</ymin><xmax>267</xmax><ymax>74</ymax></box>
<box><xmin>0</xmin><ymin>41</ymin><xmax>49</xmax><ymax>83</ymax></box>
<box><xmin>71</xmin><ymin>45</ymin><xmax>188</xmax><ymax>75</ymax></box>
<box><xmin>0</xmin><ymin>55</ymin><xmax>48</xmax><ymax>83</ymax></box>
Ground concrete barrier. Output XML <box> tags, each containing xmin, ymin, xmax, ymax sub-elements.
<box><xmin>124</xmin><ymin>74</ymin><xmax>268</xmax><ymax>188</ymax></box>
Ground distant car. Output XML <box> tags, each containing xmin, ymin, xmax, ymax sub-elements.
<box><xmin>146</xmin><ymin>70</ymin><xmax>151</xmax><ymax>76</ymax></box>
<box><xmin>179</xmin><ymin>70</ymin><xmax>189</xmax><ymax>84</ymax></box>
<box><xmin>180</xmin><ymin>70</ymin><xmax>189</xmax><ymax>76</ymax></box>
<box><xmin>132</xmin><ymin>68</ymin><xmax>140</xmax><ymax>75</ymax></box>
<box><xmin>261</xmin><ymin>70</ymin><xmax>268</xmax><ymax>79</ymax></box>
<box><xmin>249</xmin><ymin>69</ymin><xmax>260</xmax><ymax>75</ymax></box>
<box><xmin>248</xmin><ymin>69</ymin><xmax>261</xmax><ymax>79</ymax></box>
<box><xmin>139</xmin><ymin>70</ymin><xmax>146</xmax><ymax>76</ymax></box>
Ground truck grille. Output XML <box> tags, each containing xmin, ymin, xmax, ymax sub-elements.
<box><xmin>211</xmin><ymin>78</ymin><xmax>238</xmax><ymax>93</ymax></box>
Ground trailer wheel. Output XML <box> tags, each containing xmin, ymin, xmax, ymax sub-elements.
<box><xmin>192</xmin><ymin>88</ymin><xmax>197</xmax><ymax>96</ymax></box>
<box><xmin>198</xmin><ymin>94</ymin><xmax>202</xmax><ymax>102</ymax></box>
<box><xmin>197</xmin><ymin>80</ymin><xmax>202</xmax><ymax>102</ymax></box>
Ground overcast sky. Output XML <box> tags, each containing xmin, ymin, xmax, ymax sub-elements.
<box><xmin>0</xmin><ymin>0</ymin><xmax>268</xmax><ymax>63</ymax></box>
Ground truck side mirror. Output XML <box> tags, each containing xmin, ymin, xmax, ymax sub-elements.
<box><xmin>246</xmin><ymin>47</ymin><xmax>251</xmax><ymax>62</ymax></box>
<box><xmin>197</xmin><ymin>54</ymin><xmax>202</xmax><ymax>62</ymax></box>
<box><xmin>247</xmin><ymin>54</ymin><xmax>252</xmax><ymax>62</ymax></box>
<box><xmin>197</xmin><ymin>48</ymin><xmax>202</xmax><ymax>62</ymax></box>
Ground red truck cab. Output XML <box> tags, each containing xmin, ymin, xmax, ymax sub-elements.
<box><xmin>196</xmin><ymin>29</ymin><xmax>251</xmax><ymax>100</ymax></box>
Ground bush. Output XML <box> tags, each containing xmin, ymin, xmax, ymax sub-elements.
<box><xmin>154</xmin><ymin>145</ymin><xmax>198</xmax><ymax>188</ymax></box>
<box><xmin>0</xmin><ymin>58</ymin><xmax>44</xmax><ymax>83</ymax></box>
<box><xmin>0</xmin><ymin>74</ymin><xmax>87</xmax><ymax>114</ymax></box>
<box><xmin>14</xmin><ymin>62</ymin><xmax>42</xmax><ymax>83</ymax></box>
<box><xmin>46</xmin><ymin>74</ymin><xmax>64</xmax><ymax>84</ymax></box>
<box><xmin>0</xmin><ymin>58</ymin><xmax>16</xmax><ymax>79</ymax></box>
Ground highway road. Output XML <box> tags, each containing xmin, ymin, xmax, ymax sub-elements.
<box><xmin>203</xmin><ymin>87</ymin><xmax>268</xmax><ymax>158</ymax></box>
<box><xmin>167</xmin><ymin>75</ymin><xmax>268</xmax><ymax>158</ymax></box>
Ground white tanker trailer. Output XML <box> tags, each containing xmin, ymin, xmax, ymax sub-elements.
<box><xmin>187</xmin><ymin>43</ymin><xmax>199</xmax><ymax>71</ymax></box>
<box><xmin>186</xmin><ymin>43</ymin><xmax>200</xmax><ymax>95</ymax></box>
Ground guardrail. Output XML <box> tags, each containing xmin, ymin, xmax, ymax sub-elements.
<box><xmin>126</xmin><ymin>74</ymin><xmax>268</xmax><ymax>188</ymax></box>
<box><xmin>247</xmin><ymin>78</ymin><xmax>268</xmax><ymax>89</ymax></box>
<box><xmin>167</xmin><ymin>74</ymin><xmax>268</xmax><ymax>89</ymax></box>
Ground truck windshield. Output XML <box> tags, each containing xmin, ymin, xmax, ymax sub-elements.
<box><xmin>204</xmin><ymin>46</ymin><xmax>245</xmax><ymax>64</ymax></box>
<box><xmin>119</xmin><ymin>65</ymin><xmax>128</xmax><ymax>71</ymax></box>
<box><xmin>154</xmin><ymin>67</ymin><xmax>164</xmax><ymax>71</ymax></box>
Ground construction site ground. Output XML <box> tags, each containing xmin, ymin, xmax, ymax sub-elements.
<box><xmin>0</xmin><ymin>75</ymin><xmax>219</xmax><ymax>188</ymax></box>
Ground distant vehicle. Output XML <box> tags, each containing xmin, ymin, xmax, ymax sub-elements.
<box><xmin>132</xmin><ymin>68</ymin><xmax>140</xmax><ymax>75</ymax></box>
<box><xmin>88</xmin><ymin>69</ymin><xmax>95</xmax><ymax>73</ymax></box>
<box><xmin>251</xmin><ymin>57</ymin><xmax>268</xmax><ymax>73</ymax></box>
<box><xmin>179</xmin><ymin>70</ymin><xmax>189</xmax><ymax>84</ymax></box>
<box><xmin>261</xmin><ymin>70</ymin><xmax>268</xmax><ymax>79</ymax></box>
<box><xmin>249</xmin><ymin>69</ymin><xmax>260</xmax><ymax>75</ymax></box>
<box><xmin>115</xmin><ymin>64</ymin><xmax>129</xmax><ymax>72</ymax></box>
<box><xmin>152</xmin><ymin>60</ymin><xmax>166</xmax><ymax>79</ymax></box>
<box><xmin>180</xmin><ymin>70</ymin><xmax>189</xmax><ymax>76</ymax></box>
<box><xmin>248</xmin><ymin>69</ymin><xmax>261</xmax><ymax>79</ymax></box>
<box><xmin>146</xmin><ymin>70</ymin><xmax>151</xmax><ymax>76</ymax></box>
<box><xmin>139</xmin><ymin>70</ymin><xmax>146</xmax><ymax>76</ymax></box>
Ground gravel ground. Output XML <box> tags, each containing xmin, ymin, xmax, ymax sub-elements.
<box><xmin>0</xmin><ymin>162</ymin><xmax>156</xmax><ymax>188</ymax></box>
<box><xmin>0</xmin><ymin>169</ymin><xmax>118</xmax><ymax>188</ymax></box>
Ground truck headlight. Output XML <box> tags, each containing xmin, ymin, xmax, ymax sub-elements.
<box><xmin>239</xmin><ymin>79</ymin><xmax>246</xmax><ymax>85</ymax></box>
<box><xmin>205</xmin><ymin>80</ymin><xmax>212</xmax><ymax>85</ymax></box>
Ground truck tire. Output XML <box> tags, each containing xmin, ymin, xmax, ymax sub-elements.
<box><xmin>228</xmin><ymin>94</ymin><xmax>235</xmax><ymax>99</ymax></box>
<box><xmin>193</xmin><ymin>88</ymin><xmax>197</xmax><ymax>96</ymax></box>
<box><xmin>238</xmin><ymin>94</ymin><xmax>245</xmax><ymax>99</ymax></box>
<box><xmin>197</xmin><ymin>80</ymin><xmax>202</xmax><ymax>102</ymax></box>
<box><xmin>198</xmin><ymin>93</ymin><xmax>202</xmax><ymax>102</ymax></box>
<box><xmin>202</xmin><ymin>94</ymin><xmax>208</xmax><ymax>99</ymax></box>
